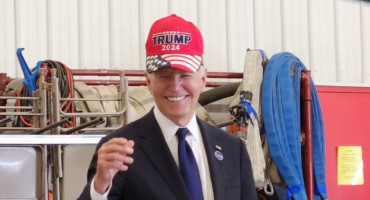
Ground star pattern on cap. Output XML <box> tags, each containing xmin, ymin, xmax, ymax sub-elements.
<box><xmin>146</xmin><ymin>55</ymin><xmax>171</xmax><ymax>73</ymax></box>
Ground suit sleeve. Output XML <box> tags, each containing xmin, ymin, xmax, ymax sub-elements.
<box><xmin>239</xmin><ymin>138</ymin><xmax>258</xmax><ymax>200</ymax></box>
<box><xmin>78</xmin><ymin>136</ymin><xmax>108</xmax><ymax>200</ymax></box>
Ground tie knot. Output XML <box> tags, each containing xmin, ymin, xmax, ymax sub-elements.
<box><xmin>176</xmin><ymin>128</ymin><xmax>189</xmax><ymax>141</ymax></box>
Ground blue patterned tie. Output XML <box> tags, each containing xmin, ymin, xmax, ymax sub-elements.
<box><xmin>176</xmin><ymin>128</ymin><xmax>203</xmax><ymax>200</ymax></box>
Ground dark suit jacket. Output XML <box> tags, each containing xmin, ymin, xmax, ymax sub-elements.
<box><xmin>78</xmin><ymin>110</ymin><xmax>257</xmax><ymax>200</ymax></box>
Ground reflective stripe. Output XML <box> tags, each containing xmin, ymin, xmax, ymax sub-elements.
<box><xmin>287</xmin><ymin>184</ymin><xmax>305</xmax><ymax>200</ymax></box>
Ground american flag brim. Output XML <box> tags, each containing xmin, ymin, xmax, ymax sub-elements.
<box><xmin>161</xmin><ymin>54</ymin><xmax>202</xmax><ymax>72</ymax></box>
<box><xmin>146</xmin><ymin>54</ymin><xmax>202</xmax><ymax>73</ymax></box>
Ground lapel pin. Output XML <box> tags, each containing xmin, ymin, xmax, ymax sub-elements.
<box><xmin>214</xmin><ymin>150</ymin><xmax>224</xmax><ymax>161</ymax></box>
<box><xmin>215</xmin><ymin>145</ymin><xmax>222</xmax><ymax>151</ymax></box>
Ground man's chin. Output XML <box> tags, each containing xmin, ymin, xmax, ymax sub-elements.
<box><xmin>164</xmin><ymin>111</ymin><xmax>193</xmax><ymax>125</ymax></box>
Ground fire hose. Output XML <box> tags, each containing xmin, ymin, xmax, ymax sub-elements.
<box><xmin>261</xmin><ymin>52</ymin><xmax>328</xmax><ymax>200</ymax></box>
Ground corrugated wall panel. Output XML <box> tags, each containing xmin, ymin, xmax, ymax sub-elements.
<box><xmin>254</xmin><ymin>0</ymin><xmax>283</xmax><ymax>57</ymax></box>
<box><xmin>47</xmin><ymin>0</ymin><xmax>79</xmax><ymax>68</ymax></box>
<box><xmin>79</xmin><ymin>0</ymin><xmax>110</xmax><ymax>68</ymax></box>
<box><xmin>308</xmin><ymin>0</ymin><xmax>337</xmax><ymax>83</ymax></box>
<box><xmin>281</xmin><ymin>0</ymin><xmax>310</xmax><ymax>67</ymax></box>
<box><xmin>199</xmin><ymin>0</ymin><xmax>228</xmax><ymax>72</ymax></box>
<box><xmin>226</xmin><ymin>0</ymin><xmax>255</xmax><ymax>72</ymax></box>
<box><xmin>0</xmin><ymin>0</ymin><xmax>370</xmax><ymax>85</ymax></box>
<box><xmin>335</xmin><ymin>0</ymin><xmax>363</xmax><ymax>83</ymax></box>
<box><xmin>109</xmin><ymin>0</ymin><xmax>140</xmax><ymax>69</ymax></box>
<box><xmin>361</xmin><ymin>1</ymin><xmax>370</xmax><ymax>84</ymax></box>
<box><xmin>0</xmin><ymin>0</ymin><xmax>16</xmax><ymax>77</ymax></box>
<box><xmin>15</xmin><ymin>0</ymin><xmax>48</xmax><ymax>78</ymax></box>
<box><xmin>170</xmin><ymin>0</ymin><xmax>198</xmax><ymax>20</ymax></box>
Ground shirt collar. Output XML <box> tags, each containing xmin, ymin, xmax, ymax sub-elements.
<box><xmin>153</xmin><ymin>106</ymin><xmax>200</xmax><ymax>144</ymax></box>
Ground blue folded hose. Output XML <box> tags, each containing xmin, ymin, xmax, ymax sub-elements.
<box><xmin>262</xmin><ymin>52</ymin><xmax>329</xmax><ymax>200</ymax></box>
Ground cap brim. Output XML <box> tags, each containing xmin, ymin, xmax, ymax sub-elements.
<box><xmin>146</xmin><ymin>54</ymin><xmax>202</xmax><ymax>73</ymax></box>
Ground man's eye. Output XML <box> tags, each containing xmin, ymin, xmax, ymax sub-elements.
<box><xmin>159</xmin><ymin>75</ymin><xmax>169</xmax><ymax>79</ymax></box>
<box><xmin>181</xmin><ymin>74</ymin><xmax>192</xmax><ymax>78</ymax></box>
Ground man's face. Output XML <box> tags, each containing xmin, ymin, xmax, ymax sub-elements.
<box><xmin>146</xmin><ymin>67</ymin><xmax>206</xmax><ymax>126</ymax></box>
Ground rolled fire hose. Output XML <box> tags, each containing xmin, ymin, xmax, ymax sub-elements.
<box><xmin>74</xmin><ymin>82</ymin><xmax>107</xmax><ymax>127</ymax></box>
<box><xmin>262</xmin><ymin>52</ymin><xmax>328</xmax><ymax>200</ymax></box>
<box><xmin>229</xmin><ymin>50</ymin><xmax>267</xmax><ymax>188</ymax></box>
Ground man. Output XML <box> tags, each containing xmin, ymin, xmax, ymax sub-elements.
<box><xmin>78</xmin><ymin>14</ymin><xmax>257</xmax><ymax>200</ymax></box>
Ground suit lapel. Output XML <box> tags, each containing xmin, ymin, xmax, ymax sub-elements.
<box><xmin>198</xmin><ymin>119</ymin><xmax>226</xmax><ymax>200</ymax></box>
<box><xmin>135</xmin><ymin>111</ymin><xmax>190</xmax><ymax>200</ymax></box>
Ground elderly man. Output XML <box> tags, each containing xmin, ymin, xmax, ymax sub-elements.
<box><xmin>78</xmin><ymin>14</ymin><xmax>257</xmax><ymax>200</ymax></box>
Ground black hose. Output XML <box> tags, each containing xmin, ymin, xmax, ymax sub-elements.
<box><xmin>61</xmin><ymin>118</ymin><xmax>105</xmax><ymax>134</ymax></box>
<box><xmin>31</xmin><ymin>118</ymin><xmax>70</xmax><ymax>134</ymax></box>
<box><xmin>0</xmin><ymin>115</ymin><xmax>15</xmax><ymax>126</ymax></box>
<box><xmin>43</xmin><ymin>60</ymin><xmax>71</xmax><ymax>98</ymax></box>
<box><xmin>198</xmin><ymin>82</ymin><xmax>240</xmax><ymax>106</ymax></box>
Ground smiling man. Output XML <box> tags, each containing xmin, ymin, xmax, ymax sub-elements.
<box><xmin>78</xmin><ymin>14</ymin><xmax>257</xmax><ymax>200</ymax></box>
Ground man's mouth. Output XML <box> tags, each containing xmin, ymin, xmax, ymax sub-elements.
<box><xmin>167</xmin><ymin>96</ymin><xmax>186</xmax><ymax>102</ymax></box>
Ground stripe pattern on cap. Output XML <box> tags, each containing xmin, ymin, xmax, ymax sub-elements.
<box><xmin>146</xmin><ymin>54</ymin><xmax>202</xmax><ymax>73</ymax></box>
<box><xmin>162</xmin><ymin>54</ymin><xmax>202</xmax><ymax>72</ymax></box>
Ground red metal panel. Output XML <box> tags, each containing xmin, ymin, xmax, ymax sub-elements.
<box><xmin>317</xmin><ymin>85</ymin><xmax>370</xmax><ymax>199</ymax></box>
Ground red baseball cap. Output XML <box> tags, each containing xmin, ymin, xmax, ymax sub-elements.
<box><xmin>145</xmin><ymin>14</ymin><xmax>203</xmax><ymax>73</ymax></box>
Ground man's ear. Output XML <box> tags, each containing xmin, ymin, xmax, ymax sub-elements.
<box><xmin>145</xmin><ymin>73</ymin><xmax>154</xmax><ymax>95</ymax></box>
<box><xmin>201</xmin><ymin>68</ymin><xmax>207</xmax><ymax>90</ymax></box>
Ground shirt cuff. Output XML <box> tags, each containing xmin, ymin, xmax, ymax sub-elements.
<box><xmin>90</xmin><ymin>176</ymin><xmax>112</xmax><ymax>200</ymax></box>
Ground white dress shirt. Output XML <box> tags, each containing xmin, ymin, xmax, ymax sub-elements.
<box><xmin>91</xmin><ymin>106</ymin><xmax>214</xmax><ymax>199</ymax></box>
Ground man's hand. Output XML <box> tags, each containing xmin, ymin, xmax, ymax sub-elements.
<box><xmin>94</xmin><ymin>138</ymin><xmax>134</xmax><ymax>194</ymax></box>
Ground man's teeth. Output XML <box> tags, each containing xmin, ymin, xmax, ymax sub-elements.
<box><xmin>167</xmin><ymin>96</ymin><xmax>185</xmax><ymax>102</ymax></box>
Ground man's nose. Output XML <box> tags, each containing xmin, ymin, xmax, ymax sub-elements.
<box><xmin>169</xmin><ymin>75</ymin><xmax>182</xmax><ymax>89</ymax></box>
